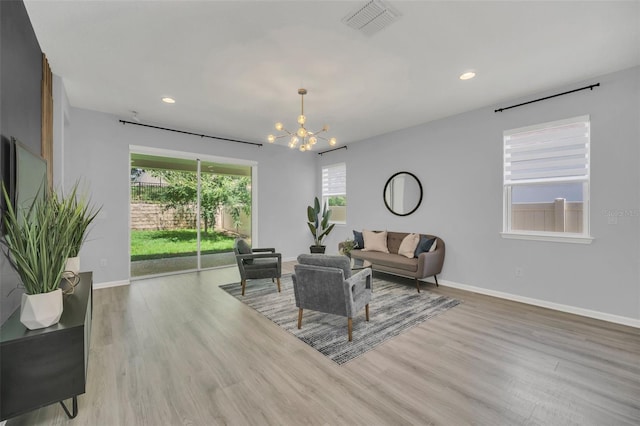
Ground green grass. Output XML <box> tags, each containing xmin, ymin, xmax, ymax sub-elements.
<box><xmin>131</xmin><ymin>229</ymin><xmax>236</xmax><ymax>261</ymax></box>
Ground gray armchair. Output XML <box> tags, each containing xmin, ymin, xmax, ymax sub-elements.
<box><xmin>292</xmin><ymin>254</ymin><xmax>373</xmax><ymax>342</ymax></box>
<box><xmin>233</xmin><ymin>238</ymin><xmax>282</xmax><ymax>296</ymax></box>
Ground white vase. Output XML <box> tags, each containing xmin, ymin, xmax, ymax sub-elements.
<box><xmin>65</xmin><ymin>256</ymin><xmax>80</xmax><ymax>275</ymax></box>
<box><xmin>20</xmin><ymin>289</ymin><xmax>63</xmax><ymax>330</ymax></box>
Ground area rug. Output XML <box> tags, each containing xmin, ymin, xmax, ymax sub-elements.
<box><xmin>220</xmin><ymin>274</ymin><xmax>461</xmax><ymax>365</ymax></box>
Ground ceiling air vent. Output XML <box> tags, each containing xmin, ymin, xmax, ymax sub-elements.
<box><xmin>342</xmin><ymin>0</ymin><xmax>401</xmax><ymax>36</ymax></box>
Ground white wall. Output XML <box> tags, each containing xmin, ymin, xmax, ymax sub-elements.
<box><xmin>64</xmin><ymin>107</ymin><xmax>316</xmax><ymax>285</ymax></box>
<box><xmin>321</xmin><ymin>66</ymin><xmax>640</xmax><ymax>322</ymax></box>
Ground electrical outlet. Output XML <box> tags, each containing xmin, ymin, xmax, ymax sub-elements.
<box><xmin>515</xmin><ymin>267</ymin><xmax>524</xmax><ymax>277</ymax></box>
<box><xmin>100</xmin><ymin>258</ymin><xmax>108</xmax><ymax>267</ymax></box>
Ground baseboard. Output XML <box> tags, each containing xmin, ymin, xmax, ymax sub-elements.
<box><xmin>437</xmin><ymin>279</ymin><xmax>640</xmax><ymax>329</ymax></box>
<box><xmin>93</xmin><ymin>279</ymin><xmax>130</xmax><ymax>290</ymax></box>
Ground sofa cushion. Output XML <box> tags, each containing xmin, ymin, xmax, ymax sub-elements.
<box><xmin>414</xmin><ymin>236</ymin><xmax>436</xmax><ymax>257</ymax></box>
<box><xmin>386</xmin><ymin>231</ymin><xmax>409</xmax><ymax>254</ymax></box>
<box><xmin>352</xmin><ymin>250</ymin><xmax>417</xmax><ymax>273</ymax></box>
<box><xmin>398</xmin><ymin>233</ymin><xmax>420</xmax><ymax>258</ymax></box>
<box><xmin>362</xmin><ymin>230</ymin><xmax>389</xmax><ymax>253</ymax></box>
<box><xmin>353</xmin><ymin>230</ymin><xmax>364</xmax><ymax>249</ymax></box>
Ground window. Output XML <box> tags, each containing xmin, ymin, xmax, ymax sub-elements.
<box><xmin>502</xmin><ymin>116</ymin><xmax>592</xmax><ymax>243</ymax></box>
<box><xmin>322</xmin><ymin>163</ymin><xmax>346</xmax><ymax>224</ymax></box>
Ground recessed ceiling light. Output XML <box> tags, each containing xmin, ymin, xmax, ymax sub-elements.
<box><xmin>459</xmin><ymin>71</ymin><xmax>476</xmax><ymax>80</ymax></box>
<box><xmin>162</xmin><ymin>97</ymin><xmax>176</xmax><ymax>104</ymax></box>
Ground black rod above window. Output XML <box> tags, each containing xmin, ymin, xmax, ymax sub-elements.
<box><xmin>119</xmin><ymin>120</ymin><xmax>263</xmax><ymax>147</ymax></box>
<box><xmin>318</xmin><ymin>145</ymin><xmax>348</xmax><ymax>156</ymax></box>
<box><xmin>495</xmin><ymin>83</ymin><xmax>600</xmax><ymax>113</ymax></box>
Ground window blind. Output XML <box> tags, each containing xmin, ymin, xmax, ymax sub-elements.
<box><xmin>504</xmin><ymin>116</ymin><xmax>589</xmax><ymax>185</ymax></box>
<box><xmin>322</xmin><ymin>163</ymin><xmax>346</xmax><ymax>196</ymax></box>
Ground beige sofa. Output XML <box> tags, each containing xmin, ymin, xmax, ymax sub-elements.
<box><xmin>345</xmin><ymin>231</ymin><xmax>445</xmax><ymax>292</ymax></box>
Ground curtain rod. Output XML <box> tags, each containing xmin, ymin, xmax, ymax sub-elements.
<box><xmin>318</xmin><ymin>145</ymin><xmax>348</xmax><ymax>155</ymax></box>
<box><xmin>494</xmin><ymin>83</ymin><xmax>600</xmax><ymax>113</ymax></box>
<box><xmin>119</xmin><ymin>120</ymin><xmax>263</xmax><ymax>147</ymax></box>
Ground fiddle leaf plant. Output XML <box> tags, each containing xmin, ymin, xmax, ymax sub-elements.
<box><xmin>306</xmin><ymin>196</ymin><xmax>335</xmax><ymax>246</ymax></box>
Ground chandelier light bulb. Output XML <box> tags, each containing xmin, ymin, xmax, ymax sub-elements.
<box><xmin>299</xmin><ymin>144</ymin><xmax>307</xmax><ymax>152</ymax></box>
<box><xmin>267</xmin><ymin>134</ymin><xmax>276</xmax><ymax>143</ymax></box>
<box><xmin>297</xmin><ymin>127</ymin><xmax>307</xmax><ymax>138</ymax></box>
<box><xmin>275</xmin><ymin>122</ymin><xmax>284</xmax><ymax>131</ymax></box>
<box><xmin>329</xmin><ymin>137</ymin><xmax>337</xmax><ymax>146</ymax></box>
<box><xmin>308</xmin><ymin>136</ymin><xmax>317</xmax><ymax>145</ymax></box>
<box><xmin>322</xmin><ymin>124</ymin><xmax>329</xmax><ymax>132</ymax></box>
<box><xmin>297</xmin><ymin>115</ymin><xmax>306</xmax><ymax>125</ymax></box>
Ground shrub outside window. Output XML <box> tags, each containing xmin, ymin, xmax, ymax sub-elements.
<box><xmin>502</xmin><ymin>116</ymin><xmax>592</xmax><ymax>243</ymax></box>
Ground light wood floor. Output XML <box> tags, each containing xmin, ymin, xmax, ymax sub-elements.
<box><xmin>7</xmin><ymin>263</ymin><xmax>640</xmax><ymax>425</ymax></box>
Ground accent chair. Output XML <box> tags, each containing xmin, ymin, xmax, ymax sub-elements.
<box><xmin>292</xmin><ymin>254</ymin><xmax>372</xmax><ymax>342</ymax></box>
<box><xmin>233</xmin><ymin>238</ymin><xmax>282</xmax><ymax>296</ymax></box>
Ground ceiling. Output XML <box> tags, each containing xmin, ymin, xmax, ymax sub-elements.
<box><xmin>24</xmin><ymin>1</ymin><xmax>640</xmax><ymax>150</ymax></box>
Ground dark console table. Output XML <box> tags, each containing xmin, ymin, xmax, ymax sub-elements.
<box><xmin>0</xmin><ymin>272</ymin><xmax>93</xmax><ymax>421</ymax></box>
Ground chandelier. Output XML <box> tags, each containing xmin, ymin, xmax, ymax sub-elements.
<box><xmin>268</xmin><ymin>88</ymin><xmax>337</xmax><ymax>152</ymax></box>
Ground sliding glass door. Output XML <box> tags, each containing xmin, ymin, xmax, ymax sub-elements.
<box><xmin>130</xmin><ymin>151</ymin><xmax>252</xmax><ymax>278</ymax></box>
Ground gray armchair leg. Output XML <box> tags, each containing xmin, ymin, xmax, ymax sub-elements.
<box><xmin>348</xmin><ymin>317</ymin><xmax>353</xmax><ymax>342</ymax></box>
<box><xmin>276</xmin><ymin>277</ymin><xmax>281</xmax><ymax>292</ymax></box>
<box><xmin>297</xmin><ymin>308</ymin><xmax>303</xmax><ymax>329</ymax></box>
<box><xmin>241</xmin><ymin>280</ymin><xmax>247</xmax><ymax>296</ymax></box>
<box><xmin>434</xmin><ymin>275</ymin><xmax>439</xmax><ymax>287</ymax></box>
<box><xmin>415</xmin><ymin>278</ymin><xmax>421</xmax><ymax>293</ymax></box>
<box><xmin>365</xmin><ymin>304</ymin><xmax>369</xmax><ymax>321</ymax></box>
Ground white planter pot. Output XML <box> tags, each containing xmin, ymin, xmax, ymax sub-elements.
<box><xmin>65</xmin><ymin>256</ymin><xmax>80</xmax><ymax>274</ymax></box>
<box><xmin>20</xmin><ymin>289</ymin><xmax>63</xmax><ymax>330</ymax></box>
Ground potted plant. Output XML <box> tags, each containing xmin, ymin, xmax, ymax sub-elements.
<box><xmin>339</xmin><ymin>238</ymin><xmax>356</xmax><ymax>258</ymax></box>
<box><xmin>52</xmin><ymin>183</ymin><xmax>101</xmax><ymax>275</ymax></box>
<box><xmin>1</xmin><ymin>182</ymin><xmax>100</xmax><ymax>330</ymax></box>
<box><xmin>306</xmin><ymin>196</ymin><xmax>335</xmax><ymax>254</ymax></box>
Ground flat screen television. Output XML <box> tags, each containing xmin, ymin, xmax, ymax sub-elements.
<box><xmin>0</xmin><ymin>137</ymin><xmax>48</xmax><ymax>230</ymax></box>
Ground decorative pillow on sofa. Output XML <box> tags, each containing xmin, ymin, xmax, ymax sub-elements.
<box><xmin>429</xmin><ymin>239</ymin><xmax>438</xmax><ymax>252</ymax></box>
<box><xmin>353</xmin><ymin>230</ymin><xmax>364</xmax><ymax>249</ymax></box>
<box><xmin>398</xmin><ymin>233</ymin><xmax>420</xmax><ymax>258</ymax></box>
<box><xmin>414</xmin><ymin>236</ymin><xmax>436</xmax><ymax>257</ymax></box>
<box><xmin>361</xmin><ymin>230</ymin><xmax>389</xmax><ymax>253</ymax></box>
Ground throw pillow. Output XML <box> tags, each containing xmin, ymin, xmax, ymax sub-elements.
<box><xmin>398</xmin><ymin>233</ymin><xmax>420</xmax><ymax>258</ymax></box>
<box><xmin>362</xmin><ymin>230</ymin><xmax>389</xmax><ymax>253</ymax></box>
<box><xmin>429</xmin><ymin>238</ymin><xmax>438</xmax><ymax>252</ymax></box>
<box><xmin>414</xmin><ymin>236</ymin><xmax>435</xmax><ymax>257</ymax></box>
<box><xmin>353</xmin><ymin>230</ymin><xmax>364</xmax><ymax>249</ymax></box>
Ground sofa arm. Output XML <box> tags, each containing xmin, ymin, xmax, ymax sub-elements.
<box><xmin>416</xmin><ymin>246</ymin><xmax>445</xmax><ymax>279</ymax></box>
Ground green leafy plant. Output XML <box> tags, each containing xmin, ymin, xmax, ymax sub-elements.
<box><xmin>52</xmin><ymin>183</ymin><xmax>101</xmax><ymax>257</ymax></box>
<box><xmin>1</xmin><ymin>181</ymin><xmax>101</xmax><ymax>294</ymax></box>
<box><xmin>306</xmin><ymin>196</ymin><xmax>335</xmax><ymax>247</ymax></box>
<box><xmin>2</xmin><ymin>184</ymin><xmax>72</xmax><ymax>294</ymax></box>
<box><xmin>339</xmin><ymin>238</ymin><xmax>356</xmax><ymax>256</ymax></box>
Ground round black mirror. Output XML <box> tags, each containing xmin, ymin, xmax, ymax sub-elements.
<box><xmin>383</xmin><ymin>171</ymin><xmax>423</xmax><ymax>216</ymax></box>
